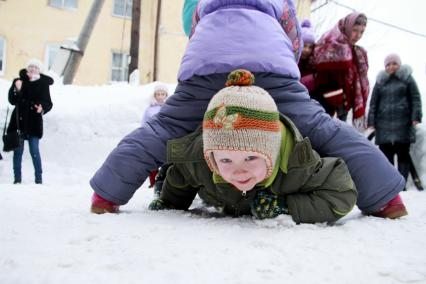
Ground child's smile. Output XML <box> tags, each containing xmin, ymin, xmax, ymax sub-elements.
<box><xmin>213</xmin><ymin>150</ymin><xmax>268</xmax><ymax>192</ymax></box>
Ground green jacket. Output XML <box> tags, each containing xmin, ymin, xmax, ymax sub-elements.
<box><xmin>161</xmin><ymin>115</ymin><xmax>357</xmax><ymax>224</ymax></box>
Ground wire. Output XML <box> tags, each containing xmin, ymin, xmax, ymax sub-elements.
<box><xmin>366</xmin><ymin>17</ymin><xmax>426</xmax><ymax>39</ymax></box>
<box><xmin>312</xmin><ymin>0</ymin><xmax>426</xmax><ymax>38</ymax></box>
<box><xmin>311</xmin><ymin>0</ymin><xmax>329</xmax><ymax>13</ymax></box>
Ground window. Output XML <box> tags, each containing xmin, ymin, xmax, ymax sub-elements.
<box><xmin>49</xmin><ymin>0</ymin><xmax>77</xmax><ymax>9</ymax></box>
<box><xmin>111</xmin><ymin>52</ymin><xmax>129</xmax><ymax>82</ymax></box>
<box><xmin>113</xmin><ymin>0</ymin><xmax>132</xmax><ymax>18</ymax></box>
<box><xmin>0</xmin><ymin>37</ymin><xmax>5</xmax><ymax>75</ymax></box>
<box><xmin>45</xmin><ymin>43</ymin><xmax>61</xmax><ymax>71</ymax></box>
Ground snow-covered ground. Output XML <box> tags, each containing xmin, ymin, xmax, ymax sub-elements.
<box><xmin>0</xmin><ymin>79</ymin><xmax>425</xmax><ymax>284</ymax></box>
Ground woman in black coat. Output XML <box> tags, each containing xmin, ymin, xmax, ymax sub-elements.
<box><xmin>7</xmin><ymin>59</ymin><xmax>53</xmax><ymax>184</ymax></box>
<box><xmin>368</xmin><ymin>54</ymin><xmax>422</xmax><ymax>185</ymax></box>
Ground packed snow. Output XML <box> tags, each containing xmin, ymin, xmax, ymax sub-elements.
<box><xmin>0</xmin><ymin>77</ymin><xmax>425</xmax><ymax>284</ymax></box>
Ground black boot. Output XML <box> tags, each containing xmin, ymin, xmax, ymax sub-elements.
<box><xmin>398</xmin><ymin>163</ymin><xmax>410</xmax><ymax>182</ymax></box>
<box><xmin>397</xmin><ymin>160</ymin><xmax>410</xmax><ymax>191</ymax></box>
<box><xmin>413</xmin><ymin>177</ymin><xmax>424</xmax><ymax>191</ymax></box>
<box><xmin>409</xmin><ymin>158</ymin><xmax>423</xmax><ymax>191</ymax></box>
<box><xmin>153</xmin><ymin>164</ymin><xmax>171</xmax><ymax>197</ymax></box>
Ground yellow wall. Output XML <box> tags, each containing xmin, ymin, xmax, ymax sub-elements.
<box><xmin>156</xmin><ymin>0</ymin><xmax>187</xmax><ymax>82</ymax></box>
<box><xmin>0</xmin><ymin>0</ymin><xmax>184</xmax><ymax>85</ymax></box>
<box><xmin>0</xmin><ymin>0</ymin><xmax>143</xmax><ymax>85</ymax></box>
<box><xmin>0</xmin><ymin>0</ymin><xmax>311</xmax><ymax>85</ymax></box>
<box><xmin>154</xmin><ymin>0</ymin><xmax>313</xmax><ymax>83</ymax></box>
<box><xmin>296</xmin><ymin>0</ymin><xmax>313</xmax><ymax>20</ymax></box>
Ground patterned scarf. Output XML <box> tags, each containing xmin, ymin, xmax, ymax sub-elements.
<box><xmin>314</xmin><ymin>12</ymin><xmax>370</xmax><ymax>121</ymax></box>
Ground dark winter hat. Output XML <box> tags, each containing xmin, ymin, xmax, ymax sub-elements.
<box><xmin>202</xmin><ymin>69</ymin><xmax>282</xmax><ymax>178</ymax></box>
<box><xmin>384</xmin><ymin>53</ymin><xmax>401</xmax><ymax>67</ymax></box>
<box><xmin>301</xmin><ymin>19</ymin><xmax>315</xmax><ymax>45</ymax></box>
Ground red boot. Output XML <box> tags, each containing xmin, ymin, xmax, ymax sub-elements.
<box><xmin>91</xmin><ymin>192</ymin><xmax>120</xmax><ymax>214</ymax></box>
<box><xmin>368</xmin><ymin>194</ymin><xmax>408</xmax><ymax>219</ymax></box>
<box><xmin>148</xmin><ymin>169</ymin><xmax>159</xmax><ymax>188</ymax></box>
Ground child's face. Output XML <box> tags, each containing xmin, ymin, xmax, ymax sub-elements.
<box><xmin>301</xmin><ymin>43</ymin><xmax>314</xmax><ymax>60</ymax></box>
<box><xmin>385</xmin><ymin>62</ymin><xmax>399</xmax><ymax>75</ymax></box>
<box><xmin>212</xmin><ymin>150</ymin><xmax>268</xmax><ymax>192</ymax></box>
<box><xmin>154</xmin><ymin>91</ymin><xmax>167</xmax><ymax>104</ymax></box>
<box><xmin>349</xmin><ymin>24</ymin><xmax>366</xmax><ymax>45</ymax></box>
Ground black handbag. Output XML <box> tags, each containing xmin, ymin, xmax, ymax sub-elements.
<box><xmin>2</xmin><ymin>107</ymin><xmax>23</xmax><ymax>152</ymax></box>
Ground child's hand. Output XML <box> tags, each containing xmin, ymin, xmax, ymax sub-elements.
<box><xmin>148</xmin><ymin>198</ymin><xmax>169</xmax><ymax>211</ymax></box>
<box><xmin>250</xmin><ymin>190</ymin><xmax>287</xmax><ymax>219</ymax></box>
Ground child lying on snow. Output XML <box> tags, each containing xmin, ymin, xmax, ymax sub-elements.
<box><xmin>90</xmin><ymin>0</ymin><xmax>407</xmax><ymax>219</ymax></box>
<box><xmin>148</xmin><ymin>70</ymin><xmax>357</xmax><ymax>224</ymax></box>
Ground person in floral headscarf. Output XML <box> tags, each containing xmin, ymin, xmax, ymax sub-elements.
<box><xmin>314</xmin><ymin>12</ymin><xmax>369</xmax><ymax>130</ymax></box>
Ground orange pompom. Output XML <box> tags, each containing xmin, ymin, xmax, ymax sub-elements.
<box><xmin>225</xmin><ymin>69</ymin><xmax>255</xmax><ymax>87</ymax></box>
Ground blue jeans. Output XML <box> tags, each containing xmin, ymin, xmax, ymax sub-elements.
<box><xmin>13</xmin><ymin>136</ymin><xmax>42</xmax><ymax>182</ymax></box>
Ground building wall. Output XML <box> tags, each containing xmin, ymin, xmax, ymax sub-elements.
<box><xmin>156</xmin><ymin>0</ymin><xmax>187</xmax><ymax>83</ymax></box>
<box><xmin>137</xmin><ymin>0</ymin><xmax>158</xmax><ymax>83</ymax></box>
<box><xmin>296</xmin><ymin>0</ymin><xmax>313</xmax><ymax>20</ymax></box>
<box><xmin>0</xmin><ymin>1</ymin><xmax>86</xmax><ymax>81</ymax></box>
<box><xmin>0</xmin><ymin>0</ymin><xmax>181</xmax><ymax>85</ymax></box>
<box><xmin>154</xmin><ymin>0</ymin><xmax>313</xmax><ymax>83</ymax></box>
<box><xmin>0</xmin><ymin>0</ymin><xmax>311</xmax><ymax>85</ymax></box>
<box><xmin>0</xmin><ymin>0</ymin><xmax>136</xmax><ymax>85</ymax></box>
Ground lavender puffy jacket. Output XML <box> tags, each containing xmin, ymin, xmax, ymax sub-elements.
<box><xmin>178</xmin><ymin>0</ymin><xmax>301</xmax><ymax>81</ymax></box>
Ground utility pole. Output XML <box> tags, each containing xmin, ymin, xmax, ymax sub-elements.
<box><xmin>128</xmin><ymin>0</ymin><xmax>141</xmax><ymax>80</ymax></box>
<box><xmin>153</xmin><ymin>0</ymin><xmax>162</xmax><ymax>81</ymax></box>
<box><xmin>63</xmin><ymin>0</ymin><xmax>105</xmax><ymax>84</ymax></box>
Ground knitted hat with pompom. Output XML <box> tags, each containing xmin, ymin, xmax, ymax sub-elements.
<box><xmin>202</xmin><ymin>69</ymin><xmax>282</xmax><ymax>178</ymax></box>
<box><xmin>301</xmin><ymin>19</ymin><xmax>315</xmax><ymax>45</ymax></box>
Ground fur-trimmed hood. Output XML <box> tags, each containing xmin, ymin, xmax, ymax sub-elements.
<box><xmin>376</xmin><ymin>65</ymin><xmax>412</xmax><ymax>85</ymax></box>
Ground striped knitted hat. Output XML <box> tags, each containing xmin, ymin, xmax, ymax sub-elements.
<box><xmin>202</xmin><ymin>69</ymin><xmax>282</xmax><ymax>177</ymax></box>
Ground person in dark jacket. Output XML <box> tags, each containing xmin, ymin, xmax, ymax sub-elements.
<box><xmin>90</xmin><ymin>0</ymin><xmax>406</xmax><ymax>220</ymax></box>
<box><xmin>149</xmin><ymin>70</ymin><xmax>358</xmax><ymax>223</ymax></box>
<box><xmin>7</xmin><ymin>59</ymin><xmax>53</xmax><ymax>184</ymax></box>
<box><xmin>368</xmin><ymin>53</ymin><xmax>422</xmax><ymax>187</ymax></box>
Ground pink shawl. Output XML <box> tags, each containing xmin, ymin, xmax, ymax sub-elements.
<box><xmin>314</xmin><ymin>12</ymin><xmax>369</xmax><ymax>120</ymax></box>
